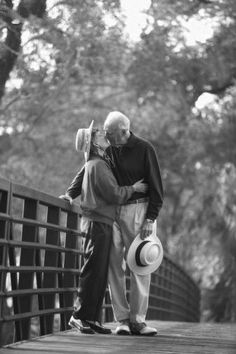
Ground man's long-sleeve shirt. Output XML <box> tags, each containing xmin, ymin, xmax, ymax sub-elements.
<box><xmin>106</xmin><ymin>133</ymin><xmax>163</xmax><ymax>220</ymax></box>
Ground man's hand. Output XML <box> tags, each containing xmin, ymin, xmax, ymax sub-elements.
<box><xmin>140</xmin><ymin>219</ymin><xmax>154</xmax><ymax>240</ymax></box>
<box><xmin>59</xmin><ymin>194</ymin><xmax>73</xmax><ymax>205</ymax></box>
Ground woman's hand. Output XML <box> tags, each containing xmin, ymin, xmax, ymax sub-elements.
<box><xmin>132</xmin><ymin>179</ymin><xmax>148</xmax><ymax>193</ymax></box>
<box><xmin>59</xmin><ymin>194</ymin><xmax>73</xmax><ymax>205</ymax></box>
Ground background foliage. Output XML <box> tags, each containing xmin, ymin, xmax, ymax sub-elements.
<box><xmin>0</xmin><ymin>0</ymin><xmax>236</xmax><ymax>322</ymax></box>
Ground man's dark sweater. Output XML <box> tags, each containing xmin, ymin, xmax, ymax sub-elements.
<box><xmin>106</xmin><ymin>133</ymin><xmax>163</xmax><ymax>220</ymax></box>
<box><xmin>66</xmin><ymin>133</ymin><xmax>163</xmax><ymax>221</ymax></box>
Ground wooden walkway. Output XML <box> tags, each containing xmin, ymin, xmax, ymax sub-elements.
<box><xmin>1</xmin><ymin>321</ymin><xmax>236</xmax><ymax>354</ymax></box>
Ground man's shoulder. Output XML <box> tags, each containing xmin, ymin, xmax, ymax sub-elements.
<box><xmin>133</xmin><ymin>134</ymin><xmax>154</xmax><ymax>150</ymax></box>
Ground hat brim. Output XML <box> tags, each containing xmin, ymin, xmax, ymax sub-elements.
<box><xmin>75</xmin><ymin>120</ymin><xmax>94</xmax><ymax>161</ymax></box>
<box><xmin>127</xmin><ymin>232</ymin><xmax>163</xmax><ymax>275</ymax></box>
<box><xmin>84</xmin><ymin>120</ymin><xmax>94</xmax><ymax>162</ymax></box>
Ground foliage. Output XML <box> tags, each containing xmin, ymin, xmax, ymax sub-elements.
<box><xmin>0</xmin><ymin>0</ymin><xmax>236</xmax><ymax>323</ymax></box>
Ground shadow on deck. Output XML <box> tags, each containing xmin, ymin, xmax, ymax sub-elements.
<box><xmin>1</xmin><ymin>321</ymin><xmax>236</xmax><ymax>354</ymax></box>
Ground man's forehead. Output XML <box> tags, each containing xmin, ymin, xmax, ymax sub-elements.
<box><xmin>103</xmin><ymin>122</ymin><xmax>119</xmax><ymax>131</ymax></box>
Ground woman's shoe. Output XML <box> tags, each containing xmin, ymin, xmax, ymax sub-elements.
<box><xmin>68</xmin><ymin>316</ymin><xmax>95</xmax><ymax>334</ymax></box>
<box><xmin>86</xmin><ymin>320</ymin><xmax>112</xmax><ymax>334</ymax></box>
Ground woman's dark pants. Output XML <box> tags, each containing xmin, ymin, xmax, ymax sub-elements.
<box><xmin>73</xmin><ymin>221</ymin><xmax>112</xmax><ymax>321</ymax></box>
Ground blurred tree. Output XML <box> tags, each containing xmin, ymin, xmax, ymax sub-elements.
<box><xmin>0</xmin><ymin>0</ymin><xmax>129</xmax><ymax>190</ymax></box>
<box><xmin>0</xmin><ymin>0</ymin><xmax>47</xmax><ymax>100</ymax></box>
<box><xmin>0</xmin><ymin>0</ymin><xmax>236</xmax><ymax>323</ymax></box>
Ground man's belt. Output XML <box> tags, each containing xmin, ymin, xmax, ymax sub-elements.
<box><xmin>125</xmin><ymin>197</ymin><xmax>149</xmax><ymax>205</ymax></box>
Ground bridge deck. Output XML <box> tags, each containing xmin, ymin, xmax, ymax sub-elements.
<box><xmin>1</xmin><ymin>321</ymin><xmax>236</xmax><ymax>354</ymax></box>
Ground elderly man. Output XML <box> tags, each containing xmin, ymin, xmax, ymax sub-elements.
<box><xmin>103</xmin><ymin>111</ymin><xmax>163</xmax><ymax>336</ymax></box>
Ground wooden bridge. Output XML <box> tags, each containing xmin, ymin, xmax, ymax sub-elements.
<box><xmin>0</xmin><ymin>177</ymin><xmax>235</xmax><ymax>353</ymax></box>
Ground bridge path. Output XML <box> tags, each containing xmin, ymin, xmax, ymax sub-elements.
<box><xmin>1</xmin><ymin>321</ymin><xmax>236</xmax><ymax>354</ymax></box>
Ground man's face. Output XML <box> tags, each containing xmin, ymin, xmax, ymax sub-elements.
<box><xmin>103</xmin><ymin>124</ymin><xmax>124</xmax><ymax>146</ymax></box>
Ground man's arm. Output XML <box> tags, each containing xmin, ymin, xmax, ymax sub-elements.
<box><xmin>141</xmin><ymin>143</ymin><xmax>164</xmax><ymax>239</ymax></box>
<box><xmin>145</xmin><ymin>143</ymin><xmax>164</xmax><ymax>220</ymax></box>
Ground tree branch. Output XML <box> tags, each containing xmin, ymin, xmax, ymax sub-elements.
<box><xmin>0</xmin><ymin>0</ymin><xmax>47</xmax><ymax>102</ymax></box>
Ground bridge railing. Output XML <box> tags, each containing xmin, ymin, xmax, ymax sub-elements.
<box><xmin>0</xmin><ymin>177</ymin><xmax>200</xmax><ymax>346</ymax></box>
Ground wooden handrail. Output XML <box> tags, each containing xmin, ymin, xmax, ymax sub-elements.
<box><xmin>0</xmin><ymin>177</ymin><xmax>200</xmax><ymax>346</ymax></box>
<box><xmin>0</xmin><ymin>212</ymin><xmax>81</xmax><ymax>234</ymax></box>
<box><xmin>0</xmin><ymin>239</ymin><xmax>82</xmax><ymax>255</ymax></box>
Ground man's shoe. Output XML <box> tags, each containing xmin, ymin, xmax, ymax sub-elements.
<box><xmin>115</xmin><ymin>319</ymin><xmax>131</xmax><ymax>335</ymax></box>
<box><xmin>130</xmin><ymin>322</ymin><xmax>157</xmax><ymax>336</ymax></box>
<box><xmin>86</xmin><ymin>320</ymin><xmax>112</xmax><ymax>334</ymax></box>
<box><xmin>68</xmin><ymin>316</ymin><xmax>95</xmax><ymax>334</ymax></box>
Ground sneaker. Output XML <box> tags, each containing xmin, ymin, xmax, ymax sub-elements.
<box><xmin>130</xmin><ymin>322</ymin><xmax>157</xmax><ymax>336</ymax></box>
<box><xmin>115</xmin><ymin>319</ymin><xmax>131</xmax><ymax>335</ymax></box>
<box><xmin>86</xmin><ymin>320</ymin><xmax>112</xmax><ymax>334</ymax></box>
<box><xmin>68</xmin><ymin>316</ymin><xmax>95</xmax><ymax>334</ymax></box>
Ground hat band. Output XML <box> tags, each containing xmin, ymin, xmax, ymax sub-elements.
<box><xmin>135</xmin><ymin>241</ymin><xmax>149</xmax><ymax>267</ymax></box>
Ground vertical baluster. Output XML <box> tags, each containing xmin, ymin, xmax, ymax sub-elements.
<box><xmin>36</xmin><ymin>225</ymin><xmax>44</xmax><ymax>335</ymax></box>
<box><xmin>17</xmin><ymin>197</ymin><xmax>38</xmax><ymax>341</ymax></box>
<box><xmin>0</xmin><ymin>180</ymin><xmax>10</xmax><ymax>345</ymax></box>
<box><xmin>60</xmin><ymin>211</ymin><xmax>78</xmax><ymax>330</ymax></box>
<box><xmin>0</xmin><ymin>190</ymin><xmax>8</xmax><ymax>317</ymax></box>
<box><xmin>42</xmin><ymin>205</ymin><xmax>60</xmax><ymax>334</ymax></box>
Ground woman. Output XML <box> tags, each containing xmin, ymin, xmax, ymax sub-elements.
<box><xmin>60</xmin><ymin>121</ymin><xmax>147</xmax><ymax>334</ymax></box>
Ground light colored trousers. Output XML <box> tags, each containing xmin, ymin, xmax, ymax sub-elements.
<box><xmin>108</xmin><ymin>202</ymin><xmax>157</xmax><ymax>323</ymax></box>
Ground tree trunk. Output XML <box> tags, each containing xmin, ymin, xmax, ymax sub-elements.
<box><xmin>0</xmin><ymin>0</ymin><xmax>47</xmax><ymax>102</ymax></box>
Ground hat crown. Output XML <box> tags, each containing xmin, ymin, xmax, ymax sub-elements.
<box><xmin>127</xmin><ymin>225</ymin><xmax>164</xmax><ymax>275</ymax></box>
<box><xmin>138</xmin><ymin>242</ymin><xmax>160</xmax><ymax>266</ymax></box>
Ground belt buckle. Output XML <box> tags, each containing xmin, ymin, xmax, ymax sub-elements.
<box><xmin>135</xmin><ymin>198</ymin><xmax>145</xmax><ymax>204</ymax></box>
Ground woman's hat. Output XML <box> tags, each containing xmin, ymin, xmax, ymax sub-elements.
<box><xmin>75</xmin><ymin>120</ymin><xmax>94</xmax><ymax>162</ymax></box>
<box><xmin>127</xmin><ymin>230</ymin><xmax>163</xmax><ymax>275</ymax></box>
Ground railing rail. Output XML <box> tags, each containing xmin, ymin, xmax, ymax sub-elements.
<box><xmin>0</xmin><ymin>177</ymin><xmax>200</xmax><ymax>346</ymax></box>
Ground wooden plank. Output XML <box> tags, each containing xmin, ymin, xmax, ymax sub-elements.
<box><xmin>1</xmin><ymin>321</ymin><xmax>236</xmax><ymax>354</ymax></box>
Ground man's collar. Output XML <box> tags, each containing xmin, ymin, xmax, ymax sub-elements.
<box><xmin>112</xmin><ymin>132</ymin><xmax>138</xmax><ymax>149</ymax></box>
<box><xmin>124</xmin><ymin>131</ymin><xmax>138</xmax><ymax>148</ymax></box>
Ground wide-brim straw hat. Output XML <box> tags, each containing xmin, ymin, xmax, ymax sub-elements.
<box><xmin>127</xmin><ymin>230</ymin><xmax>163</xmax><ymax>275</ymax></box>
<box><xmin>75</xmin><ymin>120</ymin><xmax>94</xmax><ymax>162</ymax></box>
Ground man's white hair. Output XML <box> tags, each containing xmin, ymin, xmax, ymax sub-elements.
<box><xmin>104</xmin><ymin>111</ymin><xmax>130</xmax><ymax>130</ymax></box>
